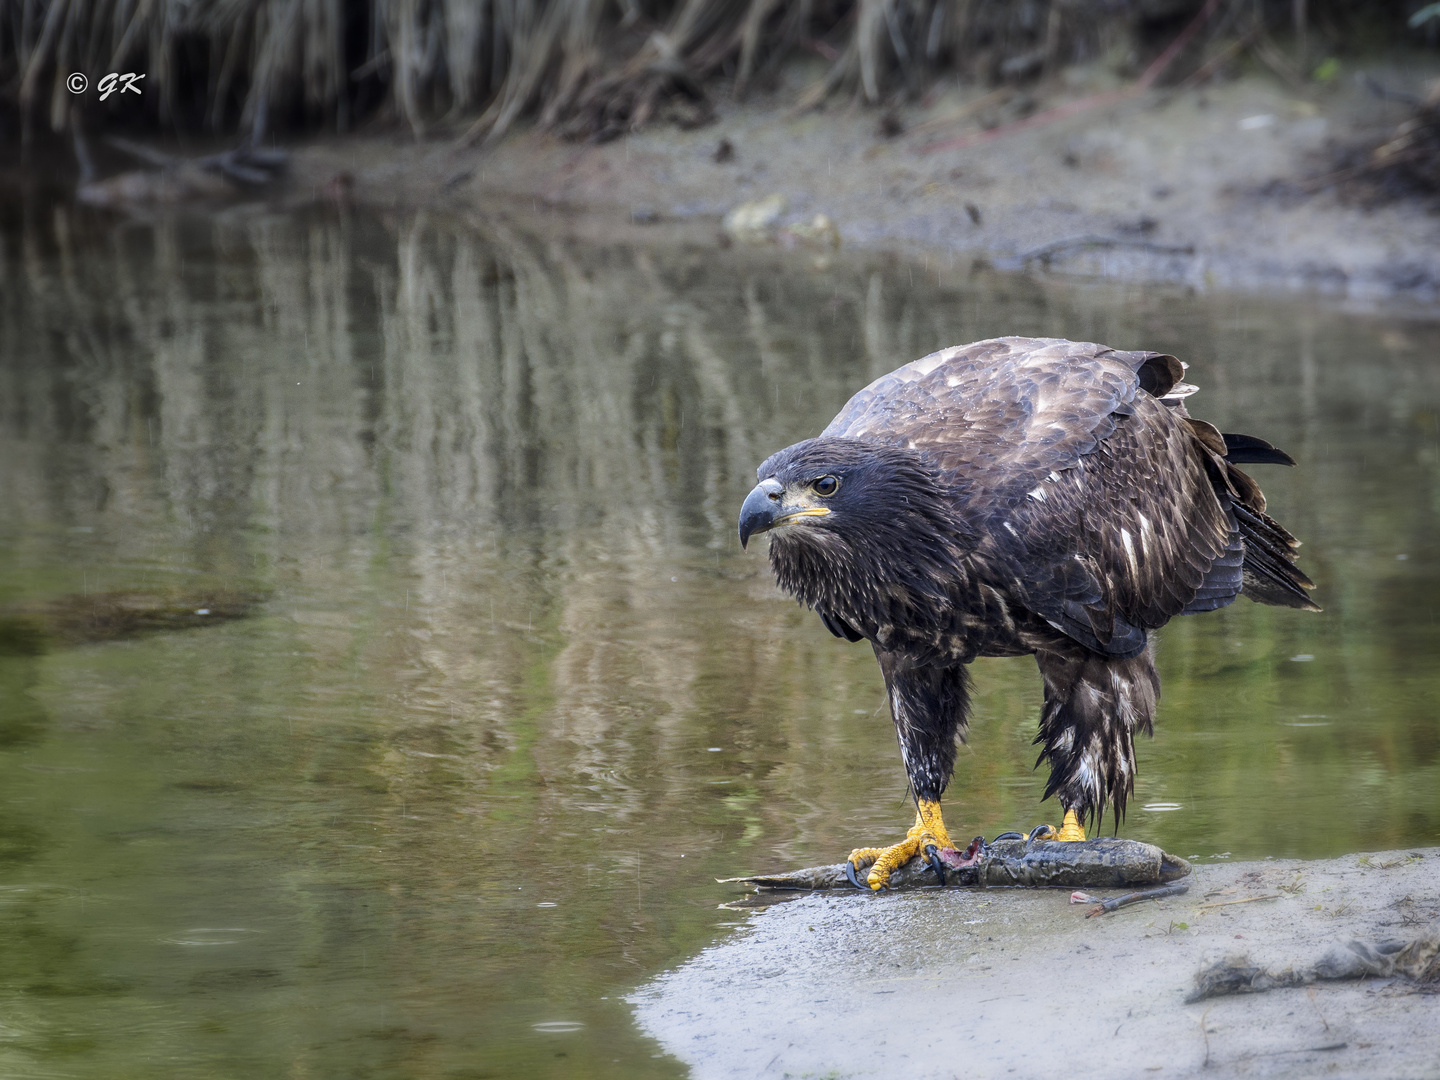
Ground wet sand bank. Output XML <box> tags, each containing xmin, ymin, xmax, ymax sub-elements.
<box><xmin>288</xmin><ymin>62</ymin><xmax>1440</xmax><ymax>309</ymax></box>
<box><xmin>633</xmin><ymin>848</ymin><xmax>1440</xmax><ymax>1079</ymax></box>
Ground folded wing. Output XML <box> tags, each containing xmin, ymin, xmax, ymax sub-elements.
<box><xmin>823</xmin><ymin>336</ymin><xmax>1314</xmax><ymax>657</ymax></box>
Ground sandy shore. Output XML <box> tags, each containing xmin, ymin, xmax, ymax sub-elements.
<box><xmin>286</xmin><ymin>59</ymin><xmax>1440</xmax><ymax>309</ymax></box>
<box><xmin>632</xmin><ymin>848</ymin><xmax>1439</xmax><ymax>1079</ymax></box>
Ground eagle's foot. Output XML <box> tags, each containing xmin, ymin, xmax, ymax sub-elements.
<box><xmin>1055</xmin><ymin>809</ymin><xmax>1087</xmax><ymax>842</ymax></box>
<box><xmin>846</xmin><ymin>798</ymin><xmax>955</xmax><ymax>891</ymax></box>
<box><xmin>1027</xmin><ymin>808</ymin><xmax>1087</xmax><ymax>844</ymax></box>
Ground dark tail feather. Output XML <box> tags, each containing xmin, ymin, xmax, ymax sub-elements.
<box><xmin>817</xmin><ymin>607</ymin><xmax>864</xmax><ymax>642</ymax></box>
<box><xmin>1222</xmin><ymin>432</ymin><xmax>1296</xmax><ymax>466</ymax></box>
<box><xmin>1233</xmin><ymin>502</ymin><xmax>1320</xmax><ymax>611</ymax></box>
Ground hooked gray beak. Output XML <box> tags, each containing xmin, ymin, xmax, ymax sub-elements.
<box><xmin>738</xmin><ymin>478</ymin><xmax>785</xmax><ymax>549</ymax></box>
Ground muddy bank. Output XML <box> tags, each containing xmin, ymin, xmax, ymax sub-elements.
<box><xmin>632</xmin><ymin>847</ymin><xmax>1440</xmax><ymax>1079</ymax></box>
<box><xmin>280</xmin><ymin>60</ymin><xmax>1440</xmax><ymax>308</ymax></box>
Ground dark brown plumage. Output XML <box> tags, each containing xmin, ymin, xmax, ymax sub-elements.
<box><xmin>738</xmin><ymin>337</ymin><xmax>1315</xmax><ymax>872</ymax></box>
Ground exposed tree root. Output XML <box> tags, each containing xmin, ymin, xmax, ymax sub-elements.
<box><xmin>0</xmin><ymin>1</ymin><xmax>1430</xmax><ymax>145</ymax></box>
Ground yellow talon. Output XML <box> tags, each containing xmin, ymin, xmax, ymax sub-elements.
<box><xmin>1027</xmin><ymin>809</ymin><xmax>1087</xmax><ymax>844</ymax></box>
<box><xmin>847</xmin><ymin>798</ymin><xmax>955</xmax><ymax>890</ymax></box>
<box><xmin>845</xmin><ymin>846</ymin><xmax>887</xmax><ymax>869</ymax></box>
<box><xmin>1055</xmin><ymin>808</ymin><xmax>1087</xmax><ymax>842</ymax></box>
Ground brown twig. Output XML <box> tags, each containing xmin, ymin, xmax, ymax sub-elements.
<box><xmin>1246</xmin><ymin>1043</ymin><xmax>1348</xmax><ymax>1058</ymax></box>
<box><xmin>907</xmin><ymin>88</ymin><xmax>1013</xmax><ymax>140</ymax></box>
<box><xmin>1196</xmin><ymin>893</ymin><xmax>1280</xmax><ymax>910</ymax></box>
<box><xmin>1085</xmin><ymin>881</ymin><xmax>1190</xmax><ymax>917</ymax></box>
<box><xmin>1174</xmin><ymin>28</ymin><xmax>1257</xmax><ymax>92</ymax></box>
<box><xmin>1009</xmin><ymin>236</ymin><xmax>1196</xmax><ymax>269</ymax></box>
<box><xmin>1250</xmin><ymin>30</ymin><xmax>1307</xmax><ymax>90</ymax></box>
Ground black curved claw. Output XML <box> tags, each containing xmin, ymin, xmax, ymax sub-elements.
<box><xmin>844</xmin><ymin>859</ymin><xmax>869</xmax><ymax>891</ymax></box>
<box><xmin>1026</xmin><ymin>824</ymin><xmax>1057</xmax><ymax>846</ymax></box>
<box><xmin>990</xmin><ymin>831</ymin><xmax>1025</xmax><ymax>843</ymax></box>
<box><xmin>923</xmin><ymin>844</ymin><xmax>946</xmax><ymax>886</ymax></box>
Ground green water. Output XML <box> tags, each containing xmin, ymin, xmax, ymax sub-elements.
<box><xmin>0</xmin><ymin>204</ymin><xmax>1437</xmax><ymax>1078</ymax></box>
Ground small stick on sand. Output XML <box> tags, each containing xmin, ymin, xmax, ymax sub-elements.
<box><xmin>1197</xmin><ymin>894</ymin><xmax>1281</xmax><ymax>910</ymax></box>
<box><xmin>1085</xmin><ymin>881</ymin><xmax>1190</xmax><ymax>917</ymax></box>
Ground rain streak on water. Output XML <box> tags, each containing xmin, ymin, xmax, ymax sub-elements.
<box><xmin>0</xmin><ymin>204</ymin><xmax>1438</xmax><ymax>1078</ymax></box>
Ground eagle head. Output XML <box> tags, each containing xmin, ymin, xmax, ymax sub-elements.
<box><xmin>739</xmin><ymin>437</ymin><xmax>974</xmax><ymax>644</ymax></box>
<box><xmin>743</xmin><ymin>440</ymin><xmax>967</xmax><ymax>639</ymax></box>
<box><xmin>740</xmin><ymin>437</ymin><xmax>905</xmax><ymax>548</ymax></box>
<box><xmin>740</xmin><ymin>434</ymin><xmax>964</xmax><ymax>559</ymax></box>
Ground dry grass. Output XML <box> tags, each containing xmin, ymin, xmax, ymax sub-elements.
<box><xmin>0</xmin><ymin>0</ymin><xmax>1427</xmax><ymax>145</ymax></box>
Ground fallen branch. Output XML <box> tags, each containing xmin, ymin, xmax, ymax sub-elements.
<box><xmin>992</xmin><ymin>235</ymin><xmax>1199</xmax><ymax>277</ymax></box>
<box><xmin>1079</xmin><ymin>881</ymin><xmax>1191</xmax><ymax>917</ymax></box>
<box><xmin>75</xmin><ymin>139</ymin><xmax>288</xmax><ymax>208</ymax></box>
<box><xmin>1010</xmin><ymin>236</ymin><xmax>1196</xmax><ymax>268</ymax></box>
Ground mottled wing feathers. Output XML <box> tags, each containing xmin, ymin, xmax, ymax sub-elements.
<box><xmin>995</xmin><ymin>393</ymin><xmax>1239</xmax><ymax>656</ymax></box>
<box><xmin>823</xmin><ymin>337</ymin><xmax>1247</xmax><ymax>657</ymax></box>
<box><xmin>823</xmin><ymin>337</ymin><xmax>1183</xmax><ymax>509</ymax></box>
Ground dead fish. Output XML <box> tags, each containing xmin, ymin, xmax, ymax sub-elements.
<box><xmin>722</xmin><ymin>835</ymin><xmax>1191</xmax><ymax>892</ymax></box>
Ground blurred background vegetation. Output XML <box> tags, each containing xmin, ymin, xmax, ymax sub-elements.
<box><xmin>2</xmin><ymin>0</ymin><xmax>1437</xmax><ymax>146</ymax></box>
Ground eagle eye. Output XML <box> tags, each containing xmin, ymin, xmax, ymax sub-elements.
<box><xmin>811</xmin><ymin>475</ymin><xmax>840</xmax><ymax>497</ymax></box>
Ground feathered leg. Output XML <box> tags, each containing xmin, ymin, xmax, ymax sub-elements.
<box><xmin>846</xmin><ymin>653</ymin><xmax>970</xmax><ymax>889</ymax></box>
<box><xmin>1032</xmin><ymin>644</ymin><xmax>1160</xmax><ymax>839</ymax></box>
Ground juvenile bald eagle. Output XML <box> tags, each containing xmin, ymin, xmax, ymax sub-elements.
<box><xmin>738</xmin><ymin>337</ymin><xmax>1316</xmax><ymax>890</ymax></box>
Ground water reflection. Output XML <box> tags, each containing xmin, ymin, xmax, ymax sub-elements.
<box><xmin>0</xmin><ymin>203</ymin><xmax>1438</xmax><ymax>1077</ymax></box>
